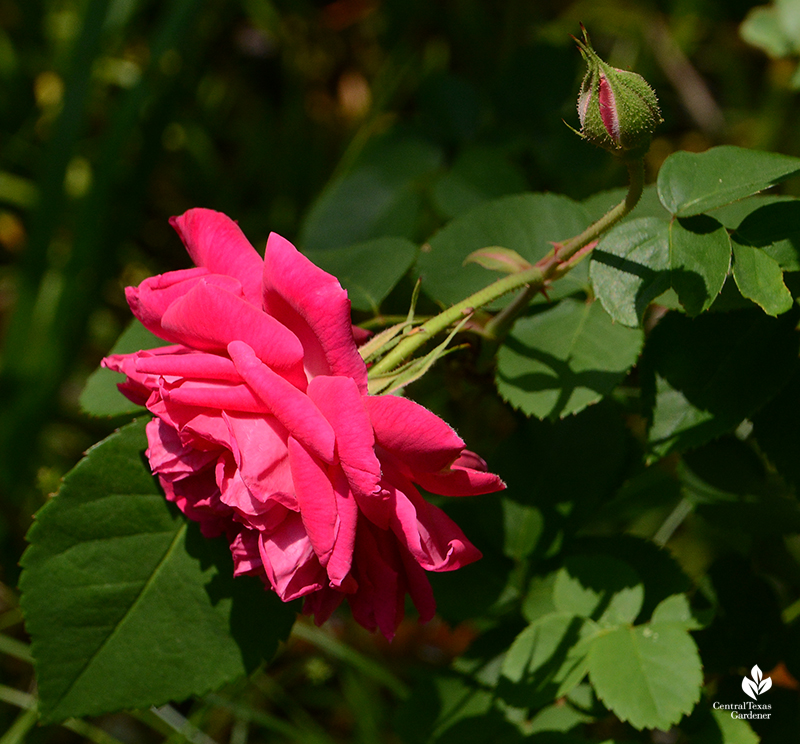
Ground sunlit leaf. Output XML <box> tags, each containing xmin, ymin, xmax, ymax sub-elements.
<box><xmin>733</xmin><ymin>199</ymin><xmax>800</xmax><ymax>271</ymax></box>
<box><xmin>658</xmin><ymin>146</ymin><xmax>800</xmax><ymax>216</ymax></box>
<box><xmin>590</xmin><ymin>217</ymin><xmax>671</xmax><ymax>327</ymax></box>
<box><xmin>731</xmin><ymin>239</ymin><xmax>793</xmax><ymax>316</ymax></box>
<box><xmin>668</xmin><ymin>215</ymin><xmax>731</xmax><ymax>316</ymax></box>
<box><xmin>587</xmin><ymin>622</ymin><xmax>702</xmax><ymax>731</ymax></box>
<box><xmin>553</xmin><ymin>555</ymin><xmax>644</xmax><ymax>626</ymax></box>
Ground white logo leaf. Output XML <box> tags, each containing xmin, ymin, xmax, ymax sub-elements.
<box><xmin>751</xmin><ymin>665</ymin><xmax>762</xmax><ymax>684</ymax></box>
<box><xmin>758</xmin><ymin>677</ymin><xmax>772</xmax><ymax>694</ymax></box>
<box><xmin>742</xmin><ymin>676</ymin><xmax>759</xmax><ymax>700</ymax></box>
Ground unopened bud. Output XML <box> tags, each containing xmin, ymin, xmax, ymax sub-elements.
<box><xmin>574</xmin><ymin>27</ymin><xmax>661</xmax><ymax>160</ymax></box>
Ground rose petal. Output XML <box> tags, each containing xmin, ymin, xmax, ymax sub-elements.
<box><xmin>412</xmin><ymin>450</ymin><xmax>506</xmax><ymax>497</ymax></box>
<box><xmin>223</xmin><ymin>412</ymin><xmax>295</xmax><ymax>509</ymax></box>
<box><xmin>258</xmin><ymin>511</ymin><xmax>325</xmax><ymax>601</ymax></box>
<box><xmin>229</xmin><ymin>340</ymin><xmax>335</xmax><ymax>463</ymax></box>
<box><xmin>145</xmin><ymin>417</ymin><xmax>218</xmax><ymax>476</ymax></box>
<box><xmin>397</xmin><ymin>545</ymin><xmax>436</xmax><ymax>623</ymax></box>
<box><xmin>169</xmin><ymin>208</ymin><xmax>264</xmax><ymax>306</ymax></box>
<box><xmin>325</xmin><ymin>466</ymin><xmax>358</xmax><ymax>588</ymax></box>
<box><xmin>127</xmin><ymin>270</ymin><xmax>241</xmax><ymax>342</ymax></box>
<box><xmin>366</xmin><ymin>395</ymin><xmax>465</xmax><ymax>473</ymax></box>
<box><xmin>307</xmin><ymin>375</ymin><xmax>381</xmax><ymax>500</ymax></box>
<box><xmin>147</xmin><ymin>397</ymin><xmax>234</xmax><ymax>451</ymax></box>
<box><xmin>263</xmin><ymin>232</ymin><xmax>367</xmax><ymax>390</ymax></box>
<box><xmin>302</xmin><ymin>586</ymin><xmax>346</xmax><ymax>626</ymax></box>
<box><xmin>287</xmin><ymin>437</ymin><xmax>338</xmax><ymax>567</ymax></box>
<box><xmin>161</xmin><ymin>280</ymin><xmax>306</xmax><ymax>387</ymax></box>
<box><xmin>349</xmin><ymin>520</ymin><xmax>403</xmax><ymax>639</ymax></box>
<box><xmin>134</xmin><ymin>349</ymin><xmax>241</xmax><ymax>382</ymax></box>
<box><xmin>230</xmin><ymin>528</ymin><xmax>263</xmax><ymax>577</ymax></box>
<box><xmin>383</xmin><ymin>464</ymin><xmax>482</xmax><ymax>572</ymax></box>
<box><xmin>161</xmin><ymin>379</ymin><xmax>273</xmax><ymax>414</ymax></box>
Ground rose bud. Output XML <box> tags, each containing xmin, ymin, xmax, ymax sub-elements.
<box><xmin>574</xmin><ymin>26</ymin><xmax>662</xmax><ymax>160</ymax></box>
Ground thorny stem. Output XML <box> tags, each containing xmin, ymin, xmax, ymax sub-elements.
<box><xmin>368</xmin><ymin>158</ymin><xmax>645</xmax><ymax>378</ymax></box>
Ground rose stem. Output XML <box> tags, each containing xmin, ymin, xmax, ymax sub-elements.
<box><xmin>368</xmin><ymin>158</ymin><xmax>644</xmax><ymax>378</ymax></box>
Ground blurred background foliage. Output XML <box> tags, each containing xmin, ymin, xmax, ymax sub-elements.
<box><xmin>3</xmin><ymin>0</ymin><xmax>800</xmax><ymax>742</ymax></box>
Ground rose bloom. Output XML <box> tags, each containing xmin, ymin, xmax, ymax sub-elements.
<box><xmin>104</xmin><ymin>209</ymin><xmax>504</xmax><ymax>638</ymax></box>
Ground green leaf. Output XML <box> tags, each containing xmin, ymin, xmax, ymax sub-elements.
<box><xmin>657</xmin><ymin>145</ymin><xmax>800</xmax><ymax>217</ymax></box>
<box><xmin>569</xmin><ymin>536</ymin><xmax>692</xmax><ymax>621</ymax></box>
<box><xmin>80</xmin><ymin>320</ymin><xmax>167</xmax><ymax>417</ymax></box>
<box><xmin>464</xmin><ymin>246</ymin><xmax>532</xmax><ymax>274</ymax></box>
<box><xmin>587</xmin><ymin>622</ymin><xmax>702</xmax><ymax>731</ymax></box>
<box><xmin>591</xmin><ymin>214</ymin><xmax>735</xmax><ymax>326</ymax></box>
<box><xmin>683</xmin><ymin>704</ymin><xmax>761</xmax><ymax>744</ymax></box>
<box><xmin>669</xmin><ymin>215</ymin><xmax>731</xmax><ymax>316</ymax></box>
<box><xmin>417</xmin><ymin>193</ymin><xmax>591</xmax><ymax>307</ymax></box>
<box><xmin>522</xmin><ymin>573</ymin><xmax>559</xmax><ymax>623</ymax></box>
<box><xmin>707</xmin><ymin>708</ymin><xmax>760</xmax><ymax>744</ymax></box>
<box><xmin>650</xmin><ymin>594</ymin><xmax>702</xmax><ymax>630</ymax></box>
<box><xmin>732</xmin><ymin>239</ymin><xmax>794</xmax><ymax>316</ymax></box>
<box><xmin>527</xmin><ymin>701</ymin><xmax>593</xmax><ymax>735</ymax></box>
<box><xmin>590</xmin><ymin>218</ymin><xmax>671</xmax><ymax>327</ymax></box>
<box><xmin>553</xmin><ymin>556</ymin><xmax>644</xmax><ymax>627</ymax></box>
<box><xmin>500</xmin><ymin>612</ymin><xmax>596</xmax><ymax>707</ymax></box>
<box><xmin>300</xmin><ymin>132</ymin><xmax>443</xmax><ymax>251</ymax></box>
<box><xmin>495</xmin><ymin>298</ymin><xmax>644</xmax><ymax>420</ymax></box>
<box><xmin>502</xmin><ymin>498</ymin><xmax>544</xmax><ymax>561</ymax></box>
<box><xmin>644</xmin><ymin>309</ymin><xmax>800</xmax><ymax>457</ymax></box>
<box><xmin>741</xmin><ymin>1</ymin><xmax>800</xmax><ymax>58</ymax></box>
<box><xmin>19</xmin><ymin>419</ymin><xmax>295</xmax><ymax>723</ymax></box>
<box><xmin>305</xmin><ymin>237</ymin><xmax>417</xmax><ymax>313</ymax></box>
<box><xmin>733</xmin><ymin>199</ymin><xmax>800</xmax><ymax>271</ymax></box>
<box><xmin>711</xmin><ymin>193</ymin><xmax>797</xmax><ymax>230</ymax></box>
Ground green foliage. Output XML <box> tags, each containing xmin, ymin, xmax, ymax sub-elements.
<box><xmin>19</xmin><ymin>419</ymin><xmax>296</xmax><ymax>723</ymax></box>
<box><xmin>643</xmin><ymin>308</ymin><xmax>800</xmax><ymax>457</ymax></box>
<box><xmin>417</xmin><ymin>193</ymin><xmax>591</xmax><ymax>307</ymax></box>
<box><xmin>495</xmin><ymin>298</ymin><xmax>644</xmax><ymax>420</ymax></box>
<box><xmin>590</xmin><ymin>217</ymin><xmax>671</xmax><ymax>327</ymax></box>
<box><xmin>657</xmin><ymin>146</ymin><xmax>800</xmax><ymax>217</ymax></box>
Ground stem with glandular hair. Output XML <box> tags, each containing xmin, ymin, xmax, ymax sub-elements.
<box><xmin>368</xmin><ymin>158</ymin><xmax>645</xmax><ymax>379</ymax></box>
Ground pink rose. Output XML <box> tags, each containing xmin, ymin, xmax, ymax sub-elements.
<box><xmin>104</xmin><ymin>208</ymin><xmax>504</xmax><ymax>638</ymax></box>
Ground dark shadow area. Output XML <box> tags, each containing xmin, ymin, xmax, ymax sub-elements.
<box><xmin>185</xmin><ymin>521</ymin><xmax>297</xmax><ymax>672</ymax></box>
<box><xmin>499</xmin><ymin>335</ymin><xmax>634</xmax><ymax>419</ymax></box>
